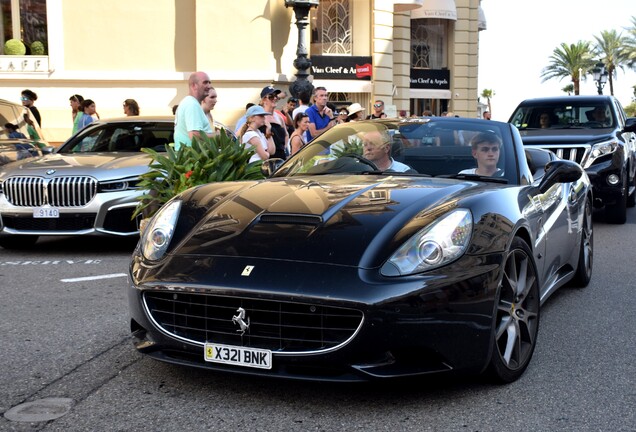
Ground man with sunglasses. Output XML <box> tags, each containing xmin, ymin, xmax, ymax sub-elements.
<box><xmin>459</xmin><ymin>132</ymin><xmax>502</xmax><ymax>176</ymax></box>
<box><xmin>260</xmin><ymin>86</ymin><xmax>289</xmax><ymax>159</ymax></box>
<box><xmin>366</xmin><ymin>100</ymin><xmax>387</xmax><ymax>120</ymax></box>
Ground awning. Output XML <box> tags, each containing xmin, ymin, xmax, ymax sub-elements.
<box><xmin>394</xmin><ymin>0</ymin><xmax>424</xmax><ymax>12</ymax></box>
<box><xmin>410</xmin><ymin>89</ymin><xmax>452</xmax><ymax>99</ymax></box>
<box><xmin>478</xmin><ymin>5</ymin><xmax>487</xmax><ymax>30</ymax></box>
<box><xmin>411</xmin><ymin>0</ymin><xmax>457</xmax><ymax>21</ymax></box>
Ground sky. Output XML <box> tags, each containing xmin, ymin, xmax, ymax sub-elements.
<box><xmin>477</xmin><ymin>0</ymin><xmax>636</xmax><ymax>121</ymax></box>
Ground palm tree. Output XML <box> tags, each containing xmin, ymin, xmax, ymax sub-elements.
<box><xmin>541</xmin><ymin>41</ymin><xmax>595</xmax><ymax>95</ymax></box>
<box><xmin>593</xmin><ymin>29</ymin><xmax>630</xmax><ymax>95</ymax></box>
<box><xmin>561</xmin><ymin>84</ymin><xmax>574</xmax><ymax>95</ymax></box>
<box><xmin>625</xmin><ymin>16</ymin><xmax>636</xmax><ymax>69</ymax></box>
<box><xmin>480</xmin><ymin>89</ymin><xmax>495</xmax><ymax>114</ymax></box>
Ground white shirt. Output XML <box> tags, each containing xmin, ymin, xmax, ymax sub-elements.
<box><xmin>242</xmin><ymin>129</ymin><xmax>269</xmax><ymax>163</ymax></box>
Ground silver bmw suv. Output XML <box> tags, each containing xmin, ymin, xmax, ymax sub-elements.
<box><xmin>0</xmin><ymin>116</ymin><xmax>175</xmax><ymax>249</ymax></box>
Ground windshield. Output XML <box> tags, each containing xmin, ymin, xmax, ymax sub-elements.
<box><xmin>274</xmin><ymin>119</ymin><xmax>516</xmax><ymax>183</ymax></box>
<box><xmin>510</xmin><ymin>102</ymin><xmax>615</xmax><ymax>129</ymax></box>
<box><xmin>58</xmin><ymin>122</ymin><xmax>174</xmax><ymax>154</ymax></box>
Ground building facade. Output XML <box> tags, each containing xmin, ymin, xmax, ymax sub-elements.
<box><xmin>0</xmin><ymin>0</ymin><xmax>486</xmax><ymax>144</ymax></box>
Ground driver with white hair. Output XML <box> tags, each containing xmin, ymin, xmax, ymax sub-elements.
<box><xmin>361</xmin><ymin>130</ymin><xmax>414</xmax><ymax>172</ymax></box>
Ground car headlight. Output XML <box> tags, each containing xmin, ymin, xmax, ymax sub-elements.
<box><xmin>382</xmin><ymin>209</ymin><xmax>473</xmax><ymax>276</ymax></box>
<box><xmin>585</xmin><ymin>139</ymin><xmax>618</xmax><ymax>167</ymax></box>
<box><xmin>141</xmin><ymin>200</ymin><xmax>182</xmax><ymax>261</ymax></box>
<box><xmin>98</xmin><ymin>177</ymin><xmax>141</xmax><ymax>192</ymax></box>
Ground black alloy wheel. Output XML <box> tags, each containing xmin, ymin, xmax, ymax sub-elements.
<box><xmin>570</xmin><ymin>198</ymin><xmax>593</xmax><ymax>287</ymax></box>
<box><xmin>488</xmin><ymin>237</ymin><xmax>540</xmax><ymax>383</ymax></box>
<box><xmin>627</xmin><ymin>170</ymin><xmax>636</xmax><ymax>208</ymax></box>
<box><xmin>605</xmin><ymin>171</ymin><xmax>628</xmax><ymax>224</ymax></box>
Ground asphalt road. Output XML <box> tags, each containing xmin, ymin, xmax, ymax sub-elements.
<box><xmin>0</xmin><ymin>210</ymin><xmax>634</xmax><ymax>432</ymax></box>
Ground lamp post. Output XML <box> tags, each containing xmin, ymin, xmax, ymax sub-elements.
<box><xmin>285</xmin><ymin>0</ymin><xmax>319</xmax><ymax>100</ymax></box>
<box><xmin>592</xmin><ymin>62</ymin><xmax>609</xmax><ymax>95</ymax></box>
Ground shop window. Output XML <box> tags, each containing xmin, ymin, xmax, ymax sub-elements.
<box><xmin>411</xmin><ymin>18</ymin><xmax>446</xmax><ymax>69</ymax></box>
<box><xmin>1</xmin><ymin>0</ymin><xmax>48</xmax><ymax>55</ymax></box>
<box><xmin>311</xmin><ymin>0</ymin><xmax>352</xmax><ymax>55</ymax></box>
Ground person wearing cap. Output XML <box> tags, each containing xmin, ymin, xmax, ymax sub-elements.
<box><xmin>259</xmin><ymin>85</ymin><xmax>289</xmax><ymax>159</ymax></box>
<box><xmin>347</xmin><ymin>103</ymin><xmax>365</xmax><ymax>122</ymax></box>
<box><xmin>366</xmin><ymin>100</ymin><xmax>387</xmax><ymax>120</ymax></box>
<box><xmin>238</xmin><ymin>105</ymin><xmax>276</xmax><ymax>163</ymax></box>
<box><xmin>174</xmin><ymin>71</ymin><xmax>214</xmax><ymax>150</ymax></box>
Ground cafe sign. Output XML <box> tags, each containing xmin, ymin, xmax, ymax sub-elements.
<box><xmin>410</xmin><ymin>69</ymin><xmax>450</xmax><ymax>89</ymax></box>
<box><xmin>0</xmin><ymin>56</ymin><xmax>49</xmax><ymax>74</ymax></box>
<box><xmin>310</xmin><ymin>56</ymin><xmax>372</xmax><ymax>80</ymax></box>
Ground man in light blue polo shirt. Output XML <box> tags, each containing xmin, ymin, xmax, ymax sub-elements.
<box><xmin>174</xmin><ymin>71</ymin><xmax>214</xmax><ymax>150</ymax></box>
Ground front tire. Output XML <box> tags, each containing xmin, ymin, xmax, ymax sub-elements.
<box><xmin>569</xmin><ymin>199</ymin><xmax>593</xmax><ymax>287</ymax></box>
<box><xmin>488</xmin><ymin>237</ymin><xmax>540</xmax><ymax>383</ymax></box>
<box><xmin>627</xmin><ymin>170</ymin><xmax>636</xmax><ymax>208</ymax></box>
<box><xmin>605</xmin><ymin>172</ymin><xmax>628</xmax><ymax>224</ymax></box>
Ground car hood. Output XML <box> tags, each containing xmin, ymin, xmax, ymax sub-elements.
<box><xmin>171</xmin><ymin>175</ymin><xmax>492</xmax><ymax>267</ymax></box>
<box><xmin>0</xmin><ymin>152</ymin><xmax>152</xmax><ymax>179</ymax></box>
<box><xmin>518</xmin><ymin>129</ymin><xmax>614</xmax><ymax>145</ymax></box>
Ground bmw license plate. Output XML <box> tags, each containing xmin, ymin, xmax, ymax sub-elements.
<box><xmin>33</xmin><ymin>207</ymin><xmax>60</xmax><ymax>218</ymax></box>
<box><xmin>204</xmin><ymin>343</ymin><xmax>272</xmax><ymax>370</ymax></box>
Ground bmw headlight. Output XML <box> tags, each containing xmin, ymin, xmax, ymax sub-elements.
<box><xmin>382</xmin><ymin>209</ymin><xmax>473</xmax><ymax>276</ymax></box>
<box><xmin>141</xmin><ymin>200</ymin><xmax>182</xmax><ymax>261</ymax></box>
<box><xmin>585</xmin><ymin>139</ymin><xmax>618</xmax><ymax>167</ymax></box>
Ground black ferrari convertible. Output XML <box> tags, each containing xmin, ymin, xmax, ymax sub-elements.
<box><xmin>128</xmin><ymin>117</ymin><xmax>593</xmax><ymax>383</ymax></box>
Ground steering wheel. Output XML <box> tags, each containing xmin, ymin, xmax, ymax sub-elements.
<box><xmin>341</xmin><ymin>153</ymin><xmax>379</xmax><ymax>171</ymax></box>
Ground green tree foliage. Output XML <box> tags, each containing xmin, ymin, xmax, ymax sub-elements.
<box><xmin>593</xmin><ymin>29</ymin><xmax>630</xmax><ymax>96</ymax></box>
<box><xmin>561</xmin><ymin>83</ymin><xmax>574</xmax><ymax>95</ymax></box>
<box><xmin>625</xmin><ymin>16</ymin><xmax>636</xmax><ymax>69</ymax></box>
<box><xmin>480</xmin><ymin>89</ymin><xmax>495</xmax><ymax>115</ymax></box>
<box><xmin>541</xmin><ymin>41</ymin><xmax>595</xmax><ymax>95</ymax></box>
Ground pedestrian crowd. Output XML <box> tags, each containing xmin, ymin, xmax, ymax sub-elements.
<box><xmin>11</xmin><ymin>73</ymin><xmax>483</xmax><ymax>163</ymax></box>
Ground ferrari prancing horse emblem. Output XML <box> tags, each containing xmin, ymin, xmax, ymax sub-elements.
<box><xmin>241</xmin><ymin>265</ymin><xmax>254</xmax><ymax>276</ymax></box>
<box><xmin>232</xmin><ymin>307</ymin><xmax>250</xmax><ymax>335</ymax></box>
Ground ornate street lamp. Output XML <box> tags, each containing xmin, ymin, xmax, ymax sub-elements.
<box><xmin>592</xmin><ymin>62</ymin><xmax>609</xmax><ymax>95</ymax></box>
<box><xmin>285</xmin><ymin>0</ymin><xmax>320</xmax><ymax>100</ymax></box>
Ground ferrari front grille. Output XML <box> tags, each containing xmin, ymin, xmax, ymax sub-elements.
<box><xmin>4</xmin><ymin>176</ymin><xmax>98</xmax><ymax>207</ymax></box>
<box><xmin>143</xmin><ymin>291</ymin><xmax>363</xmax><ymax>353</ymax></box>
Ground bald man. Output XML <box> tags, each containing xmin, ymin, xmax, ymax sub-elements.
<box><xmin>174</xmin><ymin>71</ymin><xmax>215</xmax><ymax>150</ymax></box>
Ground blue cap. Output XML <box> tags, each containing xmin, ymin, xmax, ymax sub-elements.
<box><xmin>260</xmin><ymin>86</ymin><xmax>282</xmax><ymax>98</ymax></box>
<box><xmin>246</xmin><ymin>105</ymin><xmax>272</xmax><ymax>117</ymax></box>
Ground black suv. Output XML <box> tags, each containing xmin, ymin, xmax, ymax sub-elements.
<box><xmin>509</xmin><ymin>95</ymin><xmax>636</xmax><ymax>223</ymax></box>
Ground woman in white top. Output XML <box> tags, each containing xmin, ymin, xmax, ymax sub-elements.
<box><xmin>239</xmin><ymin>105</ymin><xmax>276</xmax><ymax>163</ymax></box>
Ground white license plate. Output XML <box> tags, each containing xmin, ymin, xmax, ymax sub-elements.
<box><xmin>33</xmin><ymin>207</ymin><xmax>60</xmax><ymax>218</ymax></box>
<box><xmin>204</xmin><ymin>343</ymin><xmax>272</xmax><ymax>370</ymax></box>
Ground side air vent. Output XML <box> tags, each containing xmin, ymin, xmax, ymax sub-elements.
<box><xmin>258</xmin><ymin>213</ymin><xmax>323</xmax><ymax>225</ymax></box>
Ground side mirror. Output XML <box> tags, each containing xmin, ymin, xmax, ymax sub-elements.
<box><xmin>40</xmin><ymin>146</ymin><xmax>56</xmax><ymax>155</ymax></box>
<box><xmin>538</xmin><ymin>160</ymin><xmax>582</xmax><ymax>192</ymax></box>
<box><xmin>623</xmin><ymin>117</ymin><xmax>636</xmax><ymax>133</ymax></box>
<box><xmin>260</xmin><ymin>158</ymin><xmax>285</xmax><ymax>177</ymax></box>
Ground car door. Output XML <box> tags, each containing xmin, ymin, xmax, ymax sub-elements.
<box><xmin>531</xmin><ymin>175</ymin><xmax>580</xmax><ymax>287</ymax></box>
